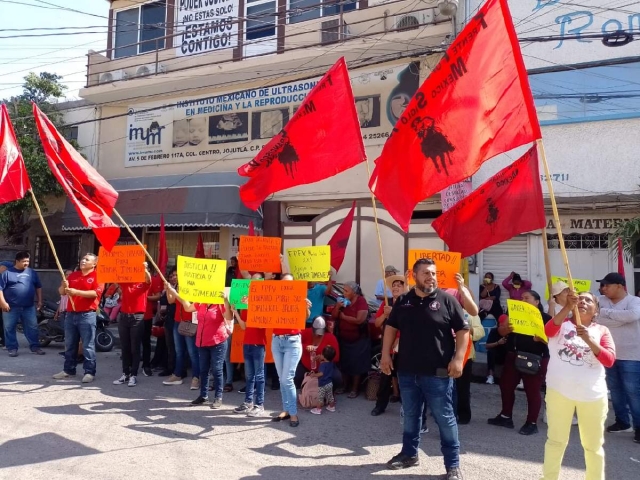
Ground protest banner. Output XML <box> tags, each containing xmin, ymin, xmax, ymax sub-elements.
<box><xmin>230</xmin><ymin>327</ymin><xmax>274</xmax><ymax>363</ymax></box>
<box><xmin>545</xmin><ymin>276</ymin><xmax>592</xmax><ymax>299</ymax></box>
<box><xmin>97</xmin><ymin>245</ymin><xmax>146</xmax><ymax>283</ymax></box>
<box><xmin>287</xmin><ymin>245</ymin><xmax>331</xmax><ymax>281</ymax></box>
<box><xmin>507</xmin><ymin>299</ymin><xmax>548</xmax><ymax>342</ymax></box>
<box><xmin>238</xmin><ymin>235</ymin><xmax>282</xmax><ymax>273</ymax></box>
<box><xmin>407</xmin><ymin>250</ymin><xmax>461</xmax><ymax>289</ymax></box>
<box><xmin>229</xmin><ymin>278</ymin><xmax>263</xmax><ymax>309</ymax></box>
<box><xmin>247</xmin><ymin>280</ymin><xmax>307</xmax><ymax>330</ymax></box>
<box><xmin>177</xmin><ymin>256</ymin><xmax>227</xmax><ymax>304</ymax></box>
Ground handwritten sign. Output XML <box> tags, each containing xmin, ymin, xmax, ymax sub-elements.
<box><xmin>177</xmin><ymin>256</ymin><xmax>226</xmax><ymax>304</ymax></box>
<box><xmin>507</xmin><ymin>299</ymin><xmax>548</xmax><ymax>342</ymax></box>
<box><xmin>229</xmin><ymin>278</ymin><xmax>262</xmax><ymax>309</ymax></box>
<box><xmin>287</xmin><ymin>246</ymin><xmax>331</xmax><ymax>281</ymax></box>
<box><xmin>247</xmin><ymin>280</ymin><xmax>307</xmax><ymax>330</ymax></box>
<box><xmin>407</xmin><ymin>250</ymin><xmax>461</xmax><ymax>289</ymax></box>
<box><xmin>230</xmin><ymin>327</ymin><xmax>274</xmax><ymax>363</ymax></box>
<box><xmin>238</xmin><ymin>236</ymin><xmax>282</xmax><ymax>273</ymax></box>
<box><xmin>97</xmin><ymin>245</ymin><xmax>146</xmax><ymax>283</ymax></box>
<box><xmin>545</xmin><ymin>276</ymin><xmax>592</xmax><ymax>299</ymax></box>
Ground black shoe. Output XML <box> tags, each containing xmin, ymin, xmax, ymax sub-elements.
<box><xmin>386</xmin><ymin>453</ymin><xmax>419</xmax><ymax>470</ymax></box>
<box><xmin>458</xmin><ymin>416</ymin><xmax>471</xmax><ymax>425</ymax></box>
<box><xmin>371</xmin><ymin>407</ymin><xmax>384</xmax><ymax>417</ymax></box>
<box><xmin>190</xmin><ymin>396</ymin><xmax>210</xmax><ymax>406</ymax></box>
<box><xmin>487</xmin><ymin>414</ymin><xmax>514</xmax><ymax>429</ymax></box>
<box><xmin>607</xmin><ymin>421</ymin><xmax>633</xmax><ymax>433</ymax></box>
<box><xmin>238</xmin><ymin>386</ymin><xmax>246</xmax><ymax>394</ymax></box>
<box><xmin>634</xmin><ymin>429</ymin><xmax>640</xmax><ymax>444</ymax></box>
<box><xmin>143</xmin><ymin>367</ymin><xmax>153</xmax><ymax>377</ymax></box>
<box><xmin>158</xmin><ymin>370</ymin><xmax>172</xmax><ymax>377</ymax></box>
<box><xmin>519</xmin><ymin>422</ymin><xmax>538</xmax><ymax>436</ymax></box>
<box><xmin>447</xmin><ymin>467</ymin><xmax>464</xmax><ymax>480</ymax></box>
<box><xmin>270</xmin><ymin>413</ymin><xmax>290</xmax><ymax>422</ymax></box>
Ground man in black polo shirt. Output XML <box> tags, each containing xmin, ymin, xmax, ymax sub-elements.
<box><xmin>381</xmin><ymin>258</ymin><xmax>469</xmax><ymax>480</ymax></box>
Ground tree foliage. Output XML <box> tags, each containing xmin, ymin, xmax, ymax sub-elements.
<box><xmin>611</xmin><ymin>217</ymin><xmax>640</xmax><ymax>263</ymax></box>
<box><xmin>1</xmin><ymin>72</ymin><xmax>71</xmax><ymax>244</ymax></box>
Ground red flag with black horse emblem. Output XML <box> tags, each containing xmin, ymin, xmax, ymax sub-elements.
<box><xmin>0</xmin><ymin>104</ymin><xmax>31</xmax><ymax>204</ymax></box>
<box><xmin>33</xmin><ymin>103</ymin><xmax>121</xmax><ymax>251</ymax></box>
<box><xmin>238</xmin><ymin>57</ymin><xmax>366</xmax><ymax>210</ymax></box>
<box><xmin>431</xmin><ymin>146</ymin><xmax>545</xmax><ymax>257</ymax></box>
<box><xmin>369</xmin><ymin>0</ymin><xmax>541</xmax><ymax>232</ymax></box>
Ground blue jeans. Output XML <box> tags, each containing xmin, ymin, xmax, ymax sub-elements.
<box><xmin>224</xmin><ymin>334</ymin><xmax>234</xmax><ymax>385</ymax></box>
<box><xmin>606</xmin><ymin>360</ymin><xmax>640</xmax><ymax>429</ymax></box>
<box><xmin>398</xmin><ymin>373</ymin><xmax>460</xmax><ymax>469</ymax></box>
<box><xmin>173</xmin><ymin>323</ymin><xmax>200</xmax><ymax>378</ymax></box>
<box><xmin>3</xmin><ymin>305</ymin><xmax>39</xmax><ymax>351</ymax></box>
<box><xmin>244</xmin><ymin>344</ymin><xmax>266</xmax><ymax>406</ymax></box>
<box><xmin>199</xmin><ymin>342</ymin><xmax>227</xmax><ymax>399</ymax></box>
<box><xmin>271</xmin><ymin>334</ymin><xmax>302</xmax><ymax>416</ymax></box>
<box><xmin>64</xmin><ymin>312</ymin><xmax>97</xmax><ymax>375</ymax></box>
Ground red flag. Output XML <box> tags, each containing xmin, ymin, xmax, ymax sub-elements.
<box><xmin>195</xmin><ymin>233</ymin><xmax>205</xmax><ymax>258</ymax></box>
<box><xmin>248</xmin><ymin>220</ymin><xmax>255</xmax><ymax>237</ymax></box>
<box><xmin>369</xmin><ymin>0</ymin><xmax>541</xmax><ymax>232</ymax></box>
<box><xmin>431</xmin><ymin>146</ymin><xmax>545</xmax><ymax>257</ymax></box>
<box><xmin>327</xmin><ymin>201</ymin><xmax>356</xmax><ymax>272</ymax></box>
<box><xmin>33</xmin><ymin>103</ymin><xmax>120</xmax><ymax>250</ymax></box>
<box><xmin>617</xmin><ymin>238</ymin><xmax>626</xmax><ymax>290</ymax></box>
<box><xmin>238</xmin><ymin>57</ymin><xmax>366</xmax><ymax>210</ymax></box>
<box><xmin>158</xmin><ymin>214</ymin><xmax>168</xmax><ymax>275</ymax></box>
<box><xmin>0</xmin><ymin>104</ymin><xmax>31</xmax><ymax>204</ymax></box>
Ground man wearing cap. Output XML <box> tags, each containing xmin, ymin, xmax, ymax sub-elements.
<box><xmin>375</xmin><ymin>266</ymin><xmax>399</xmax><ymax>306</ymax></box>
<box><xmin>596</xmin><ymin>272</ymin><xmax>640</xmax><ymax>443</ymax></box>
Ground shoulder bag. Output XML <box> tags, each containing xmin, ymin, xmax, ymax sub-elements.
<box><xmin>178</xmin><ymin>320</ymin><xmax>197</xmax><ymax>337</ymax></box>
<box><xmin>514</xmin><ymin>351</ymin><xmax>541</xmax><ymax>375</ymax></box>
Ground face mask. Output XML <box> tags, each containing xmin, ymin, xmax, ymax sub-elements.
<box><xmin>513</xmin><ymin>284</ymin><xmax>521</xmax><ymax>290</ymax></box>
<box><xmin>484</xmin><ymin>278</ymin><xmax>491</xmax><ymax>284</ymax></box>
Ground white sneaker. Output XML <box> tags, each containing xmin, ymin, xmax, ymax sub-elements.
<box><xmin>128</xmin><ymin>376</ymin><xmax>137</xmax><ymax>387</ymax></box>
<box><xmin>53</xmin><ymin>371</ymin><xmax>74</xmax><ymax>380</ymax></box>
<box><xmin>247</xmin><ymin>405</ymin><xmax>264</xmax><ymax>417</ymax></box>
<box><xmin>113</xmin><ymin>374</ymin><xmax>128</xmax><ymax>385</ymax></box>
<box><xmin>82</xmin><ymin>374</ymin><xmax>95</xmax><ymax>383</ymax></box>
<box><xmin>486</xmin><ymin>375</ymin><xmax>494</xmax><ymax>385</ymax></box>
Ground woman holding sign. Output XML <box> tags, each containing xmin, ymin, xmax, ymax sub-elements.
<box><xmin>542</xmin><ymin>292</ymin><xmax>616</xmax><ymax>480</ymax></box>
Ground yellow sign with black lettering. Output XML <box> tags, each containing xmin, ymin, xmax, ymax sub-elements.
<box><xmin>177</xmin><ymin>256</ymin><xmax>226</xmax><ymax>304</ymax></box>
<box><xmin>507</xmin><ymin>299</ymin><xmax>548</xmax><ymax>342</ymax></box>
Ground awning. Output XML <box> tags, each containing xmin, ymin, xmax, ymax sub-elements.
<box><xmin>61</xmin><ymin>172</ymin><xmax>262</xmax><ymax>231</ymax></box>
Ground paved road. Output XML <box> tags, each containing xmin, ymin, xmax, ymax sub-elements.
<box><xmin>0</xmin><ymin>340</ymin><xmax>638</xmax><ymax>480</ymax></box>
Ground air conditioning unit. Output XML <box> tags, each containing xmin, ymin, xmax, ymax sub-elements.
<box><xmin>394</xmin><ymin>9</ymin><xmax>435</xmax><ymax>31</ymax></box>
<box><xmin>321</xmin><ymin>19</ymin><xmax>350</xmax><ymax>45</ymax></box>
<box><xmin>135</xmin><ymin>64</ymin><xmax>166</xmax><ymax>77</ymax></box>
<box><xmin>98</xmin><ymin>70</ymin><xmax>128</xmax><ymax>84</ymax></box>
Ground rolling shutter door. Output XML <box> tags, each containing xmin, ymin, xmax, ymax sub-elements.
<box><xmin>481</xmin><ymin>235</ymin><xmax>529</xmax><ymax>311</ymax></box>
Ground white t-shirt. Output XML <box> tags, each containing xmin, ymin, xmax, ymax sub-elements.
<box><xmin>546</xmin><ymin>321</ymin><xmax>608</xmax><ymax>402</ymax></box>
<box><xmin>597</xmin><ymin>294</ymin><xmax>640</xmax><ymax>361</ymax></box>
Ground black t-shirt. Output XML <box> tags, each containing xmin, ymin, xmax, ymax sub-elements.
<box><xmin>386</xmin><ymin>288</ymin><xmax>469</xmax><ymax>376</ymax></box>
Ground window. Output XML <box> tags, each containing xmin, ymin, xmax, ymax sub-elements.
<box><xmin>547</xmin><ymin>233</ymin><xmax>609</xmax><ymax>250</ymax></box>
<box><xmin>246</xmin><ymin>0</ymin><xmax>278</xmax><ymax>41</ymax></box>
<box><xmin>64</xmin><ymin>126</ymin><xmax>78</xmax><ymax>142</ymax></box>
<box><xmin>288</xmin><ymin>0</ymin><xmax>356</xmax><ymax>24</ymax></box>
<box><xmin>34</xmin><ymin>236</ymin><xmax>81</xmax><ymax>270</ymax></box>
<box><xmin>114</xmin><ymin>1</ymin><xmax>166</xmax><ymax>58</ymax></box>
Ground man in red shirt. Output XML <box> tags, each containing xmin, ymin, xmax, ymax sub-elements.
<box><xmin>53</xmin><ymin>253</ymin><xmax>105</xmax><ymax>384</ymax></box>
<box><xmin>142</xmin><ymin>273</ymin><xmax>163</xmax><ymax>377</ymax></box>
<box><xmin>113</xmin><ymin>262</ymin><xmax>151</xmax><ymax>387</ymax></box>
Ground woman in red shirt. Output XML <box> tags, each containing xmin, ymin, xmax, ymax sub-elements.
<box><xmin>166</xmin><ymin>285</ymin><xmax>233</xmax><ymax>408</ymax></box>
<box><xmin>295</xmin><ymin>316</ymin><xmax>341</xmax><ymax>389</ymax></box>
<box><xmin>331</xmin><ymin>281</ymin><xmax>370</xmax><ymax>398</ymax></box>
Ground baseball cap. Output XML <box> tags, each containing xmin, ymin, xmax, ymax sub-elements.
<box><xmin>596</xmin><ymin>272</ymin><xmax>626</xmax><ymax>287</ymax></box>
<box><xmin>551</xmin><ymin>281</ymin><xmax>570</xmax><ymax>297</ymax></box>
<box><xmin>312</xmin><ymin>317</ymin><xmax>326</xmax><ymax>335</ymax></box>
<box><xmin>385</xmin><ymin>265</ymin><xmax>399</xmax><ymax>273</ymax></box>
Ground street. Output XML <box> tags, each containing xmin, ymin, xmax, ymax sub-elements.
<box><xmin>0</xmin><ymin>340</ymin><xmax>638</xmax><ymax>480</ymax></box>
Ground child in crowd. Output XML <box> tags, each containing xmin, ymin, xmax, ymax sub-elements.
<box><xmin>310</xmin><ymin>345</ymin><xmax>337</xmax><ymax>415</ymax></box>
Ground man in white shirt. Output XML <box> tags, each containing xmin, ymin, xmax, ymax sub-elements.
<box><xmin>375</xmin><ymin>265</ymin><xmax>399</xmax><ymax>307</ymax></box>
<box><xmin>596</xmin><ymin>272</ymin><xmax>640</xmax><ymax>444</ymax></box>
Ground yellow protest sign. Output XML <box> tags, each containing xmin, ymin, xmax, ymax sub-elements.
<box><xmin>407</xmin><ymin>250</ymin><xmax>461</xmax><ymax>289</ymax></box>
<box><xmin>97</xmin><ymin>245</ymin><xmax>146</xmax><ymax>283</ymax></box>
<box><xmin>545</xmin><ymin>276</ymin><xmax>592</xmax><ymax>299</ymax></box>
<box><xmin>507</xmin><ymin>299</ymin><xmax>548</xmax><ymax>342</ymax></box>
<box><xmin>287</xmin><ymin>246</ymin><xmax>331</xmax><ymax>281</ymax></box>
<box><xmin>177</xmin><ymin>256</ymin><xmax>226</xmax><ymax>304</ymax></box>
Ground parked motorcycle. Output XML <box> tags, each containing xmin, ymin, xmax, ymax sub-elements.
<box><xmin>37</xmin><ymin>305</ymin><xmax>115</xmax><ymax>352</ymax></box>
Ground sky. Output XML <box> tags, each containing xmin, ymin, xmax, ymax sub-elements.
<box><xmin>0</xmin><ymin>0</ymin><xmax>109</xmax><ymax>100</ymax></box>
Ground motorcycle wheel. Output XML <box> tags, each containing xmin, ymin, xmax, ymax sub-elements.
<box><xmin>95</xmin><ymin>329</ymin><xmax>115</xmax><ymax>352</ymax></box>
<box><xmin>38</xmin><ymin>326</ymin><xmax>51</xmax><ymax>347</ymax></box>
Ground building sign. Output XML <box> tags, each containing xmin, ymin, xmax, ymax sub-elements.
<box><xmin>175</xmin><ymin>0</ymin><xmax>239</xmax><ymax>57</ymax></box>
<box><xmin>545</xmin><ymin>215</ymin><xmax>632</xmax><ymax>233</ymax></box>
<box><xmin>125</xmin><ymin>62</ymin><xmax>421</xmax><ymax>167</ymax></box>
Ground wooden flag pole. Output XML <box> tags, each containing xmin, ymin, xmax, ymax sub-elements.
<box><xmin>364</xmin><ymin>159</ymin><xmax>390</xmax><ymax>307</ymax></box>
<box><xmin>112</xmin><ymin>209</ymin><xmax>167</xmax><ymax>284</ymax></box>
<box><xmin>541</xmin><ymin>226</ymin><xmax>553</xmax><ymax>299</ymax></box>
<box><xmin>28</xmin><ymin>189</ymin><xmax>75</xmax><ymax>309</ymax></box>
<box><xmin>537</xmin><ymin>139</ymin><xmax>581</xmax><ymax>325</ymax></box>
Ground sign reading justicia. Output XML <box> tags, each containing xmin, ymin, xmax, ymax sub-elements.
<box><xmin>176</xmin><ymin>0</ymin><xmax>239</xmax><ymax>57</ymax></box>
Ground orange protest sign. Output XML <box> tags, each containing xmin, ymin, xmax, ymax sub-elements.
<box><xmin>247</xmin><ymin>280</ymin><xmax>307</xmax><ymax>330</ymax></box>
<box><xmin>230</xmin><ymin>327</ymin><xmax>274</xmax><ymax>363</ymax></box>
<box><xmin>238</xmin><ymin>236</ymin><xmax>282</xmax><ymax>273</ymax></box>
<box><xmin>407</xmin><ymin>250</ymin><xmax>461</xmax><ymax>289</ymax></box>
<box><xmin>97</xmin><ymin>245</ymin><xmax>146</xmax><ymax>283</ymax></box>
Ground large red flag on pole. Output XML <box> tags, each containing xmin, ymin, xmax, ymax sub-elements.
<box><xmin>369</xmin><ymin>0</ymin><xmax>541</xmax><ymax>231</ymax></box>
<box><xmin>33</xmin><ymin>103</ymin><xmax>121</xmax><ymax>250</ymax></box>
<box><xmin>432</xmin><ymin>146</ymin><xmax>545</xmax><ymax>257</ymax></box>
<box><xmin>194</xmin><ymin>233</ymin><xmax>205</xmax><ymax>258</ymax></box>
<box><xmin>327</xmin><ymin>201</ymin><xmax>356</xmax><ymax>272</ymax></box>
<box><xmin>158</xmin><ymin>214</ymin><xmax>168</xmax><ymax>274</ymax></box>
<box><xmin>238</xmin><ymin>57</ymin><xmax>366</xmax><ymax>210</ymax></box>
<box><xmin>0</xmin><ymin>104</ymin><xmax>31</xmax><ymax>204</ymax></box>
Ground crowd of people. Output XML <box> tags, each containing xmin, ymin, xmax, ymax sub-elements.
<box><xmin>1</xmin><ymin>249</ymin><xmax>639</xmax><ymax>480</ymax></box>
